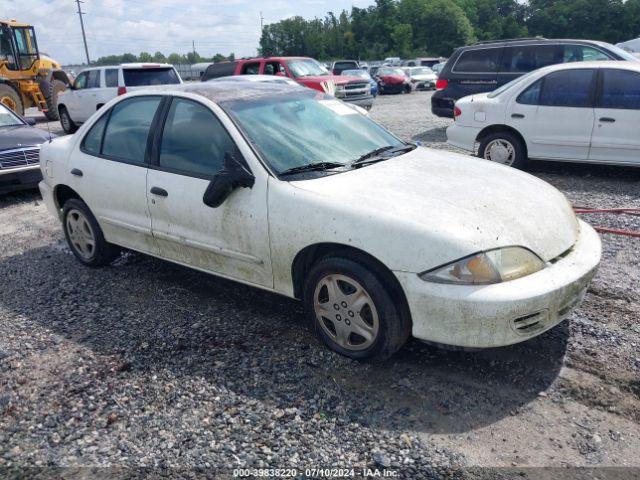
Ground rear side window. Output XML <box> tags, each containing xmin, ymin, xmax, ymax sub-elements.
<box><xmin>600</xmin><ymin>69</ymin><xmax>640</xmax><ymax>109</ymax></box>
<box><xmin>563</xmin><ymin>45</ymin><xmax>611</xmax><ymax>62</ymax></box>
<box><xmin>85</xmin><ymin>70</ymin><xmax>100</xmax><ymax>88</ymax></box>
<box><xmin>539</xmin><ymin>69</ymin><xmax>595</xmax><ymax>107</ymax></box>
<box><xmin>500</xmin><ymin>45</ymin><xmax>560</xmax><ymax>73</ymax></box>
<box><xmin>241</xmin><ymin>62</ymin><xmax>260</xmax><ymax>75</ymax></box>
<box><xmin>105</xmin><ymin>68</ymin><xmax>118</xmax><ymax>88</ymax></box>
<box><xmin>452</xmin><ymin>48</ymin><xmax>501</xmax><ymax>73</ymax></box>
<box><xmin>102</xmin><ymin>96</ymin><xmax>162</xmax><ymax>164</ymax></box>
<box><xmin>202</xmin><ymin>62</ymin><xmax>238</xmax><ymax>81</ymax></box>
<box><xmin>123</xmin><ymin>68</ymin><xmax>180</xmax><ymax>86</ymax></box>
<box><xmin>159</xmin><ymin>98</ymin><xmax>237</xmax><ymax>177</ymax></box>
<box><xmin>81</xmin><ymin>113</ymin><xmax>109</xmax><ymax>155</ymax></box>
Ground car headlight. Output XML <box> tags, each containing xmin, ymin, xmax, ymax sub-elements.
<box><xmin>419</xmin><ymin>247</ymin><xmax>545</xmax><ymax>285</ymax></box>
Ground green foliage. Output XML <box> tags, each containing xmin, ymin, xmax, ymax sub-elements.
<box><xmin>259</xmin><ymin>0</ymin><xmax>639</xmax><ymax>60</ymax></box>
<box><xmin>93</xmin><ymin>51</ymin><xmax>235</xmax><ymax>66</ymax></box>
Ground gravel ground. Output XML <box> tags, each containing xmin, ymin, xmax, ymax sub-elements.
<box><xmin>1</xmin><ymin>93</ymin><xmax>639</xmax><ymax>478</ymax></box>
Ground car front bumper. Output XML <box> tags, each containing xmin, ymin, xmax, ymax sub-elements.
<box><xmin>446</xmin><ymin>124</ymin><xmax>481</xmax><ymax>153</ymax></box>
<box><xmin>394</xmin><ymin>220</ymin><xmax>601</xmax><ymax>348</ymax></box>
<box><xmin>0</xmin><ymin>165</ymin><xmax>42</xmax><ymax>194</ymax></box>
<box><xmin>339</xmin><ymin>94</ymin><xmax>374</xmax><ymax>109</ymax></box>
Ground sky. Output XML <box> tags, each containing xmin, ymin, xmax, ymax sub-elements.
<box><xmin>3</xmin><ymin>0</ymin><xmax>373</xmax><ymax>65</ymax></box>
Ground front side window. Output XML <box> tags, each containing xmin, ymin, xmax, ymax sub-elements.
<box><xmin>599</xmin><ymin>69</ymin><xmax>640</xmax><ymax>110</ymax></box>
<box><xmin>81</xmin><ymin>112</ymin><xmax>109</xmax><ymax>155</ymax></box>
<box><xmin>105</xmin><ymin>68</ymin><xmax>118</xmax><ymax>87</ymax></box>
<box><xmin>74</xmin><ymin>71</ymin><xmax>88</xmax><ymax>90</ymax></box>
<box><xmin>539</xmin><ymin>69</ymin><xmax>595</xmax><ymax>107</ymax></box>
<box><xmin>159</xmin><ymin>98</ymin><xmax>237</xmax><ymax>177</ymax></box>
<box><xmin>563</xmin><ymin>45</ymin><xmax>611</xmax><ymax>62</ymax></box>
<box><xmin>516</xmin><ymin>79</ymin><xmax>542</xmax><ymax>105</ymax></box>
<box><xmin>453</xmin><ymin>48</ymin><xmax>501</xmax><ymax>73</ymax></box>
<box><xmin>223</xmin><ymin>91</ymin><xmax>403</xmax><ymax>174</ymax></box>
<box><xmin>101</xmin><ymin>96</ymin><xmax>162</xmax><ymax>164</ymax></box>
<box><xmin>500</xmin><ymin>45</ymin><xmax>560</xmax><ymax>73</ymax></box>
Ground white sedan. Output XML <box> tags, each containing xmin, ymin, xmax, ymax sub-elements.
<box><xmin>447</xmin><ymin>61</ymin><xmax>640</xmax><ymax>168</ymax></box>
<box><xmin>39</xmin><ymin>81</ymin><xmax>601</xmax><ymax>359</ymax></box>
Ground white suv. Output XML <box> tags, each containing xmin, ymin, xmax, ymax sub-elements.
<box><xmin>57</xmin><ymin>63</ymin><xmax>182</xmax><ymax>133</ymax></box>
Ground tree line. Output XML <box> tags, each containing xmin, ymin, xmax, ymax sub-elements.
<box><xmin>92</xmin><ymin>51</ymin><xmax>235</xmax><ymax>66</ymax></box>
<box><xmin>259</xmin><ymin>0</ymin><xmax>640</xmax><ymax>59</ymax></box>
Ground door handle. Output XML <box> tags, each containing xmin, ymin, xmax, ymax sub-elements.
<box><xmin>599</xmin><ymin>117</ymin><xmax>615</xmax><ymax>123</ymax></box>
<box><xmin>150</xmin><ymin>186</ymin><xmax>168</xmax><ymax>197</ymax></box>
<box><xmin>511</xmin><ymin>113</ymin><xmax>525</xmax><ymax>119</ymax></box>
<box><xmin>70</xmin><ymin>168</ymin><xmax>83</xmax><ymax>177</ymax></box>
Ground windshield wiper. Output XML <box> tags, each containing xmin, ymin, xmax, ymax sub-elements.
<box><xmin>349</xmin><ymin>144</ymin><xmax>417</xmax><ymax>168</ymax></box>
<box><xmin>279</xmin><ymin>161</ymin><xmax>345</xmax><ymax>176</ymax></box>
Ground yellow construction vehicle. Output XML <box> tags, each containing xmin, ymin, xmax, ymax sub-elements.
<box><xmin>0</xmin><ymin>19</ymin><xmax>71</xmax><ymax>120</ymax></box>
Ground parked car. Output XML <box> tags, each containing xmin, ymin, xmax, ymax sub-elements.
<box><xmin>404</xmin><ymin>66</ymin><xmax>437</xmax><ymax>90</ymax></box>
<box><xmin>341</xmin><ymin>69</ymin><xmax>378</xmax><ymax>97</ymax></box>
<box><xmin>368</xmin><ymin>66</ymin><xmax>381</xmax><ymax>78</ymax></box>
<box><xmin>375</xmin><ymin>67</ymin><xmax>412</xmax><ymax>94</ymax></box>
<box><xmin>431</xmin><ymin>62</ymin><xmax>446</xmax><ymax>76</ymax></box>
<box><xmin>383</xmin><ymin>57</ymin><xmax>402</xmax><ymax>66</ymax></box>
<box><xmin>432</xmin><ymin>38</ymin><xmax>638</xmax><ymax>118</ymax></box>
<box><xmin>202</xmin><ymin>57</ymin><xmax>373</xmax><ymax>110</ymax></box>
<box><xmin>447</xmin><ymin>61</ymin><xmax>640</xmax><ymax>168</ymax></box>
<box><xmin>57</xmin><ymin>63</ymin><xmax>182</xmax><ymax>134</ymax></box>
<box><xmin>0</xmin><ymin>103</ymin><xmax>54</xmax><ymax>193</ymax></box>
<box><xmin>39</xmin><ymin>82</ymin><xmax>601</xmax><ymax>359</ymax></box>
<box><xmin>329</xmin><ymin>60</ymin><xmax>359</xmax><ymax>75</ymax></box>
<box><xmin>403</xmin><ymin>57</ymin><xmax>446</xmax><ymax>68</ymax></box>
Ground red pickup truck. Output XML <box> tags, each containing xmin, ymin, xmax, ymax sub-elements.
<box><xmin>201</xmin><ymin>56</ymin><xmax>374</xmax><ymax>109</ymax></box>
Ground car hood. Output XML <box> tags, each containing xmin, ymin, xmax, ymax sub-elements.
<box><xmin>290</xmin><ymin>148</ymin><xmax>579</xmax><ymax>263</ymax></box>
<box><xmin>412</xmin><ymin>74</ymin><xmax>437</xmax><ymax>81</ymax></box>
<box><xmin>379</xmin><ymin>74</ymin><xmax>406</xmax><ymax>84</ymax></box>
<box><xmin>0</xmin><ymin>125</ymin><xmax>53</xmax><ymax>151</ymax></box>
<box><xmin>297</xmin><ymin>75</ymin><xmax>354</xmax><ymax>86</ymax></box>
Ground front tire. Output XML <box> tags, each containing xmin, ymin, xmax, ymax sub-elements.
<box><xmin>42</xmin><ymin>79</ymin><xmax>66</xmax><ymax>121</ymax></box>
<box><xmin>478</xmin><ymin>131</ymin><xmax>526</xmax><ymax>168</ymax></box>
<box><xmin>304</xmin><ymin>257</ymin><xmax>411</xmax><ymax>360</ymax></box>
<box><xmin>59</xmin><ymin>106</ymin><xmax>78</xmax><ymax>134</ymax></box>
<box><xmin>0</xmin><ymin>83</ymin><xmax>23</xmax><ymax>116</ymax></box>
<box><xmin>62</xmin><ymin>199</ymin><xmax>120</xmax><ymax>267</ymax></box>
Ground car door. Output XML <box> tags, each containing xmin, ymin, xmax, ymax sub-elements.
<box><xmin>67</xmin><ymin>95</ymin><xmax>163</xmax><ymax>255</ymax></box>
<box><xmin>66</xmin><ymin>71</ymin><xmax>88</xmax><ymax>121</ymax></box>
<box><xmin>589</xmin><ymin>68</ymin><xmax>640</xmax><ymax>165</ymax></box>
<box><xmin>146</xmin><ymin>96</ymin><xmax>272</xmax><ymax>288</ymax></box>
<box><xmin>91</xmin><ymin>68</ymin><xmax>117</xmax><ymax>112</ymax></box>
<box><xmin>507</xmin><ymin>68</ymin><xmax>596</xmax><ymax>160</ymax></box>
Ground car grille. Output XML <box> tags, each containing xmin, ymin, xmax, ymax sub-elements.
<box><xmin>343</xmin><ymin>82</ymin><xmax>370</xmax><ymax>97</ymax></box>
<box><xmin>0</xmin><ymin>147</ymin><xmax>40</xmax><ymax>170</ymax></box>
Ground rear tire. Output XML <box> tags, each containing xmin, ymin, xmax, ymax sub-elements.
<box><xmin>478</xmin><ymin>130</ymin><xmax>527</xmax><ymax>169</ymax></box>
<box><xmin>0</xmin><ymin>83</ymin><xmax>23</xmax><ymax>116</ymax></box>
<box><xmin>59</xmin><ymin>106</ymin><xmax>78</xmax><ymax>134</ymax></box>
<box><xmin>304</xmin><ymin>256</ymin><xmax>411</xmax><ymax>360</ymax></box>
<box><xmin>42</xmin><ymin>79</ymin><xmax>66</xmax><ymax>121</ymax></box>
<box><xmin>62</xmin><ymin>198</ymin><xmax>120</xmax><ymax>267</ymax></box>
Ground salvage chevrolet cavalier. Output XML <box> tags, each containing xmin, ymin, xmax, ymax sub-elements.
<box><xmin>39</xmin><ymin>82</ymin><xmax>601</xmax><ymax>359</ymax></box>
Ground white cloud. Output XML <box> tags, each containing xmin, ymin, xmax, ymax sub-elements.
<box><xmin>2</xmin><ymin>0</ymin><xmax>372</xmax><ymax>65</ymax></box>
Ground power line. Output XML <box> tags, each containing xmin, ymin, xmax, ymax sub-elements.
<box><xmin>75</xmin><ymin>0</ymin><xmax>90</xmax><ymax>64</ymax></box>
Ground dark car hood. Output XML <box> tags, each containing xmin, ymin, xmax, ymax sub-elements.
<box><xmin>0</xmin><ymin>125</ymin><xmax>52</xmax><ymax>151</ymax></box>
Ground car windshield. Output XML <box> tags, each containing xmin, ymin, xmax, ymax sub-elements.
<box><xmin>412</xmin><ymin>67</ymin><xmax>434</xmax><ymax>75</ymax></box>
<box><xmin>487</xmin><ymin>70</ymin><xmax>539</xmax><ymax>98</ymax></box>
<box><xmin>0</xmin><ymin>104</ymin><xmax>24</xmax><ymax>127</ymax></box>
<box><xmin>286</xmin><ymin>59</ymin><xmax>329</xmax><ymax>78</ymax></box>
<box><xmin>222</xmin><ymin>91</ymin><xmax>404</xmax><ymax>175</ymax></box>
<box><xmin>379</xmin><ymin>68</ymin><xmax>405</xmax><ymax>76</ymax></box>
<box><xmin>341</xmin><ymin>69</ymin><xmax>369</xmax><ymax>79</ymax></box>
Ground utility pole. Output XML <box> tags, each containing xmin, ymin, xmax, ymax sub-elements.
<box><xmin>75</xmin><ymin>0</ymin><xmax>90</xmax><ymax>65</ymax></box>
<box><xmin>192</xmin><ymin>40</ymin><xmax>197</xmax><ymax>62</ymax></box>
<box><xmin>260</xmin><ymin>11</ymin><xmax>264</xmax><ymax>33</ymax></box>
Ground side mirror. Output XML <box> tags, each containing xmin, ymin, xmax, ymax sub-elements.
<box><xmin>203</xmin><ymin>153</ymin><xmax>255</xmax><ymax>208</ymax></box>
<box><xmin>24</xmin><ymin>117</ymin><xmax>37</xmax><ymax>126</ymax></box>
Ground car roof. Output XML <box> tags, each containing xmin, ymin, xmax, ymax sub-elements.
<box><xmin>131</xmin><ymin>80</ymin><xmax>307</xmax><ymax>104</ymax></box>
<box><xmin>534</xmin><ymin>60</ymin><xmax>640</xmax><ymax>74</ymax></box>
<box><xmin>462</xmin><ymin>38</ymin><xmax>614</xmax><ymax>49</ymax></box>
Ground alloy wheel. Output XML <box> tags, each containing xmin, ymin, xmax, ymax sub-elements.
<box><xmin>66</xmin><ymin>209</ymin><xmax>96</xmax><ymax>260</ymax></box>
<box><xmin>313</xmin><ymin>274</ymin><xmax>379</xmax><ymax>351</ymax></box>
<box><xmin>484</xmin><ymin>139</ymin><xmax>516</xmax><ymax>165</ymax></box>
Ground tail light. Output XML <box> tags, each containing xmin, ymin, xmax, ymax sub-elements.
<box><xmin>436</xmin><ymin>78</ymin><xmax>448</xmax><ymax>90</ymax></box>
<box><xmin>454</xmin><ymin>106</ymin><xmax>462</xmax><ymax>117</ymax></box>
<box><xmin>117</xmin><ymin>86</ymin><xmax>127</xmax><ymax>96</ymax></box>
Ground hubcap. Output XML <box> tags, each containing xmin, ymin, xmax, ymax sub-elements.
<box><xmin>484</xmin><ymin>139</ymin><xmax>516</xmax><ymax>165</ymax></box>
<box><xmin>313</xmin><ymin>274</ymin><xmax>379</xmax><ymax>351</ymax></box>
<box><xmin>66</xmin><ymin>209</ymin><xmax>96</xmax><ymax>260</ymax></box>
<box><xmin>0</xmin><ymin>95</ymin><xmax>18</xmax><ymax>112</ymax></box>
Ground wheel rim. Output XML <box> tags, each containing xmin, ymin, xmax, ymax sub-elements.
<box><xmin>313</xmin><ymin>274</ymin><xmax>379</xmax><ymax>351</ymax></box>
<box><xmin>0</xmin><ymin>95</ymin><xmax>18</xmax><ymax>112</ymax></box>
<box><xmin>484</xmin><ymin>139</ymin><xmax>516</xmax><ymax>165</ymax></box>
<box><xmin>66</xmin><ymin>209</ymin><xmax>96</xmax><ymax>260</ymax></box>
